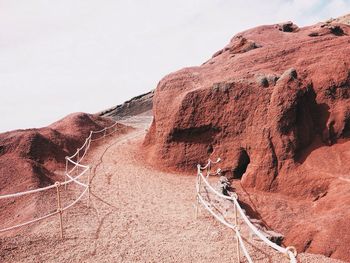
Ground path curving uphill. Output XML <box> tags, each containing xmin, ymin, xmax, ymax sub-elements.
<box><xmin>0</xmin><ymin>116</ymin><xmax>344</xmax><ymax>263</ymax></box>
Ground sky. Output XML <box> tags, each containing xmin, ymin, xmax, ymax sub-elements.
<box><xmin>0</xmin><ymin>0</ymin><xmax>349</xmax><ymax>132</ymax></box>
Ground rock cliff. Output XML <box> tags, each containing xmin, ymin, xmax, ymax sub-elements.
<box><xmin>144</xmin><ymin>19</ymin><xmax>350</xmax><ymax>261</ymax></box>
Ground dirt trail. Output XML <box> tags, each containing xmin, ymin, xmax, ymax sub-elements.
<box><xmin>0</xmin><ymin>116</ymin><xmax>344</xmax><ymax>263</ymax></box>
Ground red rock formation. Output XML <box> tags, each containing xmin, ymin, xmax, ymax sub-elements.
<box><xmin>0</xmin><ymin>113</ymin><xmax>128</xmax><ymax>232</ymax></box>
<box><xmin>145</xmin><ymin>21</ymin><xmax>350</xmax><ymax>261</ymax></box>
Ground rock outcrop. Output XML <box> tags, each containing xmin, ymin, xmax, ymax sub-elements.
<box><xmin>99</xmin><ymin>91</ymin><xmax>154</xmax><ymax>119</ymax></box>
<box><xmin>144</xmin><ymin>18</ymin><xmax>350</xmax><ymax>261</ymax></box>
<box><xmin>328</xmin><ymin>13</ymin><xmax>350</xmax><ymax>25</ymax></box>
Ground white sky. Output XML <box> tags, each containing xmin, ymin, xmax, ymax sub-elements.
<box><xmin>0</xmin><ymin>0</ymin><xmax>349</xmax><ymax>132</ymax></box>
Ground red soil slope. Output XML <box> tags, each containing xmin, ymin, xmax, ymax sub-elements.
<box><xmin>0</xmin><ymin>113</ymin><xmax>128</xmax><ymax>232</ymax></box>
<box><xmin>144</xmin><ymin>21</ymin><xmax>350</xmax><ymax>261</ymax></box>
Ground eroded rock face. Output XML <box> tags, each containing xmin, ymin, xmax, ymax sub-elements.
<box><xmin>144</xmin><ymin>21</ymin><xmax>350</xmax><ymax>261</ymax></box>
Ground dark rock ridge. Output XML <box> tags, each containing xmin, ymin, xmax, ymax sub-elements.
<box><xmin>144</xmin><ymin>17</ymin><xmax>350</xmax><ymax>261</ymax></box>
<box><xmin>99</xmin><ymin>91</ymin><xmax>154</xmax><ymax>119</ymax></box>
<box><xmin>327</xmin><ymin>13</ymin><xmax>350</xmax><ymax>25</ymax></box>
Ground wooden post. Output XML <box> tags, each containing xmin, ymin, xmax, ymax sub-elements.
<box><xmin>207</xmin><ymin>161</ymin><xmax>211</xmax><ymax>177</ymax></box>
<box><xmin>55</xmin><ymin>182</ymin><xmax>64</xmax><ymax>239</ymax></box>
<box><xmin>195</xmin><ymin>195</ymin><xmax>199</xmax><ymax>219</ymax></box>
<box><xmin>87</xmin><ymin>167</ymin><xmax>91</xmax><ymax>208</ymax></box>
<box><xmin>234</xmin><ymin>203</ymin><xmax>240</xmax><ymax>263</ymax></box>
<box><xmin>77</xmin><ymin>149</ymin><xmax>80</xmax><ymax>175</ymax></box>
<box><xmin>195</xmin><ymin>171</ymin><xmax>201</xmax><ymax>219</ymax></box>
<box><xmin>64</xmin><ymin>157</ymin><xmax>68</xmax><ymax>190</ymax></box>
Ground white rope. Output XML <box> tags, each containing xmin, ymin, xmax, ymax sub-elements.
<box><xmin>65</xmin><ymin>172</ymin><xmax>88</xmax><ymax>188</ymax></box>
<box><xmin>196</xmin><ymin>159</ymin><xmax>297</xmax><ymax>263</ymax></box>
<box><xmin>196</xmin><ymin>191</ymin><xmax>237</xmax><ymax>231</ymax></box>
<box><xmin>104</xmin><ymin>121</ymin><xmax>119</xmax><ymax>130</ymax></box>
<box><xmin>66</xmin><ymin>162</ymin><xmax>79</xmax><ymax>175</ymax></box>
<box><xmin>78</xmin><ymin>138</ymin><xmax>90</xmax><ymax>152</ymax></box>
<box><xmin>198</xmin><ymin>172</ymin><xmax>234</xmax><ymax>201</ymax></box>
<box><xmin>65</xmin><ymin>162</ymin><xmax>89</xmax><ymax>180</ymax></box>
<box><xmin>90</xmin><ymin>128</ymin><xmax>106</xmax><ymax>134</ymax></box>
<box><xmin>66</xmin><ymin>157</ymin><xmax>89</xmax><ymax>169</ymax></box>
<box><xmin>80</xmin><ymin>137</ymin><xmax>92</xmax><ymax>160</ymax></box>
<box><xmin>211</xmin><ymin>158</ymin><xmax>221</xmax><ymax>164</ymax></box>
<box><xmin>199</xmin><ymin>161</ymin><xmax>210</xmax><ymax>170</ymax></box>
<box><xmin>232</xmin><ymin>197</ymin><xmax>288</xmax><ymax>254</ymax></box>
<box><xmin>0</xmin><ymin>166</ymin><xmax>89</xmax><ymax>200</ymax></box>
<box><xmin>0</xmin><ymin>210</ymin><xmax>59</xmax><ymax>233</ymax></box>
<box><xmin>90</xmin><ymin>136</ymin><xmax>105</xmax><ymax>142</ymax></box>
<box><xmin>62</xmin><ymin>186</ymin><xmax>88</xmax><ymax>211</ymax></box>
<box><xmin>0</xmin><ymin>183</ymin><xmax>57</xmax><ymax>199</ymax></box>
<box><xmin>91</xmin><ymin>122</ymin><xmax>118</xmax><ymax>135</ymax></box>
<box><xmin>0</xmin><ymin>186</ymin><xmax>88</xmax><ymax>233</ymax></box>
<box><xmin>196</xmin><ymin>173</ymin><xmax>253</xmax><ymax>263</ymax></box>
<box><xmin>199</xmin><ymin>160</ymin><xmax>210</xmax><ymax>170</ymax></box>
<box><xmin>103</xmin><ymin>128</ymin><xmax>119</xmax><ymax>137</ymax></box>
<box><xmin>235</xmin><ymin>229</ymin><xmax>254</xmax><ymax>263</ymax></box>
<box><xmin>68</xmin><ymin>149</ymin><xmax>80</xmax><ymax>159</ymax></box>
<box><xmin>207</xmin><ymin>168</ymin><xmax>221</xmax><ymax>178</ymax></box>
<box><xmin>198</xmin><ymin>158</ymin><xmax>221</xmax><ymax>170</ymax></box>
<box><xmin>64</xmin><ymin>167</ymin><xmax>89</xmax><ymax>185</ymax></box>
<box><xmin>90</xmin><ymin>122</ymin><xmax>119</xmax><ymax>141</ymax></box>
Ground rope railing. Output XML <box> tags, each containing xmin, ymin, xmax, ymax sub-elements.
<box><xmin>195</xmin><ymin>158</ymin><xmax>297</xmax><ymax>263</ymax></box>
<box><xmin>0</xmin><ymin>121</ymin><xmax>120</xmax><ymax>238</ymax></box>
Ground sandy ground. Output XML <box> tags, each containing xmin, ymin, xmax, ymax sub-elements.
<box><xmin>0</xmin><ymin>116</ymin><xmax>345</xmax><ymax>263</ymax></box>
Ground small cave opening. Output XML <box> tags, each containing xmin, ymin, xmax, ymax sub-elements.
<box><xmin>232</xmin><ymin>148</ymin><xmax>250</xmax><ymax>179</ymax></box>
<box><xmin>207</xmin><ymin>144</ymin><xmax>214</xmax><ymax>154</ymax></box>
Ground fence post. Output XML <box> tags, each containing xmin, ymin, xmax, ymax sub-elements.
<box><xmin>87</xmin><ymin>167</ymin><xmax>91</xmax><ymax>208</ymax></box>
<box><xmin>55</xmin><ymin>182</ymin><xmax>64</xmax><ymax>239</ymax></box>
<box><xmin>77</xmin><ymin>149</ymin><xmax>80</xmax><ymax>175</ymax></box>
<box><xmin>64</xmin><ymin>157</ymin><xmax>68</xmax><ymax>190</ymax></box>
<box><xmin>90</xmin><ymin>131</ymin><xmax>93</xmax><ymax>142</ymax></box>
<box><xmin>86</xmin><ymin>135</ymin><xmax>91</xmax><ymax>153</ymax></box>
<box><xmin>195</xmin><ymin>165</ymin><xmax>202</xmax><ymax>219</ymax></box>
<box><xmin>234</xmin><ymin>202</ymin><xmax>241</xmax><ymax>262</ymax></box>
<box><xmin>207</xmin><ymin>160</ymin><xmax>211</xmax><ymax>177</ymax></box>
<box><xmin>195</xmin><ymin>188</ymin><xmax>199</xmax><ymax>219</ymax></box>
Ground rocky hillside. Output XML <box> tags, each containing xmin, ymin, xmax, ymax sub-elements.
<box><xmin>99</xmin><ymin>91</ymin><xmax>154</xmax><ymax>119</ymax></box>
<box><xmin>0</xmin><ymin>113</ymin><xmax>129</xmax><ymax>232</ymax></box>
<box><xmin>144</xmin><ymin>17</ymin><xmax>350</xmax><ymax>261</ymax></box>
<box><xmin>328</xmin><ymin>13</ymin><xmax>350</xmax><ymax>25</ymax></box>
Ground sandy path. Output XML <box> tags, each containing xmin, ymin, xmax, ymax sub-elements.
<box><xmin>0</xmin><ymin>116</ymin><xmax>344</xmax><ymax>263</ymax></box>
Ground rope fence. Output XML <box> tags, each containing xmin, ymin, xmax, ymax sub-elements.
<box><xmin>1</xmin><ymin>119</ymin><xmax>299</xmax><ymax>260</ymax></box>
<box><xmin>0</xmin><ymin>121</ymin><xmax>121</xmax><ymax>238</ymax></box>
<box><xmin>195</xmin><ymin>158</ymin><xmax>297</xmax><ymax>263</ymax></box>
